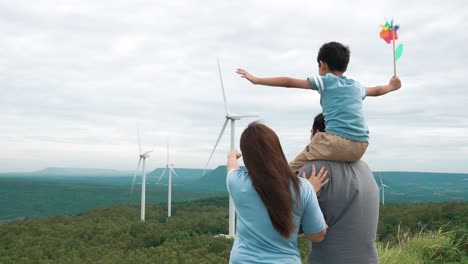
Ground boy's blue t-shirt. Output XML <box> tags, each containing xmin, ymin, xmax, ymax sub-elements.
<box><xmin>309</xmin><ymin>73</ymin><xmax>369</xmax><ymax>142</ymax></box>
<box><xmin>227</xmin><ymin>169</ymin><xmax>325</xmax><ymax>264</ymax></box>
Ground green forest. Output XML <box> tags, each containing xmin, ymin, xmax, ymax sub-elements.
<box><xmin>0</xmin><ymin>197</ymin><xmax>466</xmax><ymax>264</ymax></box>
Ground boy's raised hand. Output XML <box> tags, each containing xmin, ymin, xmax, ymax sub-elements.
<box><xmin>389</xmin><ymin>76</ymin><xmax>402</xmax><ymax>91</ymax></box>
<box><xmin>236</xmin><ymin>68</ymin><xmax>257</xmax><ymax>84</ymax></box>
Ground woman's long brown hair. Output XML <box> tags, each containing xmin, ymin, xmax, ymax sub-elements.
<box><xmin>240</xmin><ymin>122</ymin><xmax>301</xmax><ymax>238</ymax></box>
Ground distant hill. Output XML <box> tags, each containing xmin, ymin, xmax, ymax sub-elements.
<box><xmin>30</xmin><ymin>167</ymin><xmax>132</xmax><ymax>176</ymax></box>
<box><xmin>147</xmin><ymin>168</ymin><xmax>208</xmax><ymax>184</ymax></box>
<box><xmin>194</xmin><ymin>166</ymin><xmax>247</xmax><ymax>192</ymax></box>
<box><xmin>193</xmin><ymin>168</ymin><xmax>468</xmax><ymax>202</ymax></box>
<box><xmin>1</xmin><ymin>166</ymin><xmax>466</xmax><ymax>204</ymax></box>
<box><xmin>199</xmin><ymin>166</ymin><xmax>228</xmax><ymax>186</ymax></box>
<box><xmin>374</xmin><ymin>171</ymin><xmax>468</xmax><ymax>203</ymax></box>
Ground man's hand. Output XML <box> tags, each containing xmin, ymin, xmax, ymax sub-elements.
<box><xmin>236</xmin><ymin>69</ymin><xmax>258</xmax><ymax>84</ymax></box>
<box><xmin>389</xmin><ymin>76</ymin><xmax>401</xmax><ymax>91</ymax></box>
<box><xmin>302</xmin><ymin>164</ymin><xmax>329</xmax><ymax>193</ymax></box>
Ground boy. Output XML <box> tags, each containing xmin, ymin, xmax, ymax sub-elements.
<box><xmin>236</xmin><ymin>42</ymin><xmax>401</xmax><ymax>173</ymax></box>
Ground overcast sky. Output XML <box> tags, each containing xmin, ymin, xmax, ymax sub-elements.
<box><xmin>1</xmin><ymin>0</ymin><xmax>467</xmax><ymax>173</ymax></box>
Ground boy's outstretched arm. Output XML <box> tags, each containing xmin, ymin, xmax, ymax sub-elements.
<box><xmin>367</xmin><ymin>76</ymin><xmax>402</xmax><ymax>97</ymax></box>
<box><xmin>236</xmin><ymin>68</ymin><xmax>312</xmax><ymax>89</ymax></box>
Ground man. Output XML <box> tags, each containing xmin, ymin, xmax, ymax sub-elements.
<box><xmin>299</xmin><ymin>113</ymin><xmax>380</xmax><ymax>264</ymax></box>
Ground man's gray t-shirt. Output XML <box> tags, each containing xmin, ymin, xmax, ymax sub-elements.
<box><xmin>298</xmin><ymin>160</ymin><xmax>379</xmax><ymax>264</ymax></box>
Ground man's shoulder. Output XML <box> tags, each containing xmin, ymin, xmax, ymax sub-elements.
<box><xmin>303</xmin><ymin>159</ymin><xmax>367</xmax><ymax>166</ymax></box>
<box><xmin>300</xmin><ymin>160</ymin><xmax>371</xmax><ymax>174</ymax></box>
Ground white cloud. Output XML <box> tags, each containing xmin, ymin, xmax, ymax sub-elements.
<box><xmin>1</xmin><ymin>0</ymin><xmax>467</xmax><ymax>173</ymax></box>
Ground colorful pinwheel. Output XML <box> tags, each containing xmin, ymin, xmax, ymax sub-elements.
<box><xmin>379</xmin><ymin>19</ymin><xmax>403</xmax><ymax>75</ymax></box>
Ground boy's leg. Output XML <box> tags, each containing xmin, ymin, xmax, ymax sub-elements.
<box><xmin>289</xmin><ymin>132</ymin><xmax>334</xmax><ymax>173</ymax></box>
<box><xmin>288</xmin><ymin>148</ymin><xmax>311</xmax><ymax>174</ymax></box>
<box><xmin>316</xmin><ymin>133</ymin><xmax>368</xmax><ymax>161</ymax></box>
<box><xmin>289</xmin><ymin>132</ymin><xmax>369</xmax><ymax>173</ymax></box>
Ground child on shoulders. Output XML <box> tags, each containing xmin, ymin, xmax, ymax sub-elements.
<box><xmin>237</xmin><ymin>42</ymin><xmax>401</xmax><ymax>173</ymax></box>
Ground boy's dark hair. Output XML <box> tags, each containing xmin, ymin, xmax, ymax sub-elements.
<box><xmin>312</xmin><ymin>113</ymin><xmax>325</xmax><ymax>135</ymax></box>
<box><xmin>317</xmin><ymin>42</ymin><xmax>350</xmax><ymax>72</ymax></box>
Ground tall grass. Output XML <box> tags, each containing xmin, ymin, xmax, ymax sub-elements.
<box><xmin>300</xmin><ymin>227</ymin><xmax>467</xmax><ymax>264</ymax></box>
<box><xmin>378</xmin><ymin>226</ymin><xmax>467</xmax><ymax>264</ymax></box>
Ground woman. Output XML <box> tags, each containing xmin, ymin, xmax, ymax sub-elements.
<box><xmin>227</xmin><ymin>122</ymin><xmax>328</xmax><ymax>264</ymax></box>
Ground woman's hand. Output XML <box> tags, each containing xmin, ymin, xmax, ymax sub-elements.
<box><xmin>302</xmin><ymin>164</ymin><xmax>329</xmax><ymax>193</ymax></box>
<box><xmin>227</xmin><ymin>149</ymin><xmax>241</xmax><ymax>172</ymax></box>
<box><xmin>228</xmin><ymin>149</ymin><xmax>242</xmax><ymax>159</ymax></box>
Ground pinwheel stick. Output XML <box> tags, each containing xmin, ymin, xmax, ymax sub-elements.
<box><xmin>392</xmin><ymin>30</ymin><xmax>397</xmax><ymax>76</ymax></box>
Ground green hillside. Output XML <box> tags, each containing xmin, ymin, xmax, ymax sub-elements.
<box><xmin>376</xmin><ymin>171</ymin><xmax>468</xmax><ymax>203</ymax></box>
<box><xmin>0</xmin><ymin>178</ymin><xmax>216</xmax><ymax>220</ymax></box>
<box><xmin>194</xmin><ymin>165</ymin><xmax>247</xmax><ymax>193</ymax></box>
<box><xmin>0</xmin><ymin>198</ymin><xmax>466</xmax><ymax>264</ymax></box>
<box><xmin>0</xmin><ymin>169</ymin><xmax>466</xmax><ymax>220</ymax></box>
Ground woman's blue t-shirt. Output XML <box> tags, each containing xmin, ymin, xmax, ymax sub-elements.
<box><xmin>227</xmin><ymin>169</ymin><xmax>325</xmax><ymax>264</ymax></box>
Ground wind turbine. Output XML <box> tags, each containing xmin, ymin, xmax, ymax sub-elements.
<box><xmin>130</xmin><ymin>126</ymin><xmax>153</xmax><ymax>221</ymax></box>
<box><xmin>204</xmin><ymin>58</ymin><xmax>258</xmax><ymax>237</ymax></box>
<box><xmin>378</xmin><ymin>174</ymin><xmax>391</xmax><ymax>205</ymax></box>
<box><xmin>156</xmin><ymin>138</ymin><xmax>179</xmax><ymax>217</ymax></box>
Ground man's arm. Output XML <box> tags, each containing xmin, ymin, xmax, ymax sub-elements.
<box><xmin>236</xmin><ymin>69</ymin><xmax>312</xmax><ymax>89</ymax></box>
<box><xmin>367</xmin><ymin>76</ymin><xmax>402</xmax><ymax>96</ymax></box>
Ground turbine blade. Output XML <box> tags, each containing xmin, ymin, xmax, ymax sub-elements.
<box><xmin>137</xmin><ymin>124</ymin><xmax>142</xmax><ymax>155</ymax></box>
<box><xmin>203</xmin><ymin>118</ymin><xmax>229</xmax><ymax>176</ymax></box>
<box><xmin>217</xmin><ymin>57</ymin><xmax>230</xmax><ymax>115</ymax></box>
<box><xmin>379</xmin><ymin>175</ymin><xmax>383</xmax><ymax>185</ymax></box>
<box><xmin>142</xmin><ymin>150</ymin><xmax>153</xmax><ymax>156</ymax></box>
<box><xmin>130</xmin><ymin>158</ymin><xmax>142</xmax><ymax>195</ymax></box>
<box><xmin>229</xmin><ymin>113</ymin><xmax>259</xmax><ymax>119</ymax></box>
<box><xmin>156</xmin><ymin>165</ymin><xmax>168</xmax><ymax>184</ymax></box>
<box><xmin>166</xmin><ymin>136</ymin><xmax>169</xmax><ymax>164</ymax></box>
<box><xmin>170</xmin><ymin>167</ymin><xmax>179</xmax><ymax>177</ymax></box>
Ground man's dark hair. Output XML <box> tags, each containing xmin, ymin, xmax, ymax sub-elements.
<box><xmin>312</xmin><ymin>113</ymin><xmax>325</xmax><ymax>136</ymax></box>
<box><xmin>317</xmin><ymin>42</ymin><xmax>350</xmax><ymax>72</ymax></box>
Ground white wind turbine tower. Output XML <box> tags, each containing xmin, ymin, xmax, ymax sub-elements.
<box><xmin>379</xmin><ymin>175</ymin><xmax>391</xmax><ymax>205</ymax></box>
<box><xmin>204</xmin><ymin>58</ymin><xmax>258</xmax><ymax>237</ymax></box>
<box><xmin>156</xmin><ymin>138</ymin><xmax>179</xmax><ymax>217</ymax></box>
<box><xmin>130</xmin><ymin>126</ymin><xmax>153</xmax><ymax>221</ymax></box>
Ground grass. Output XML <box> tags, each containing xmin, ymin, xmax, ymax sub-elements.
<box><xmin>377</xmin><ymin>227</ymin><xmax>467</xmax><ymax>264</ymax></box>
<box><xmin>299</xmin><ymin>226</ymin><xmax>467</xmax><ymax>264</ymax></box>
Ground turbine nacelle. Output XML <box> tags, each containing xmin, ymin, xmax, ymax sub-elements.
<box><xmin>139</xmin><ymin>150</ymin><xmax>153</xmax><ymax>158</ymax></box>
<box><xmin>226</xmin><ymin>113</ymin><xmax>258</xmax><ymax>121</ymax></box>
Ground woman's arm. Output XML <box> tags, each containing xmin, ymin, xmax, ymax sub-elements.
<box><xmin>304</xmin><ymin>226</ymin><xmax>328</xmax><ymax>242</ymax></box>
<box><xmin>227</xmin><ymin>150</ymin><xmax>241</xmax><ymax>172</ymax></box>
<box><xmin>300</xmin><ymin>164</ymin><xmax>329</xmax><ymax>242</ymax></box>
